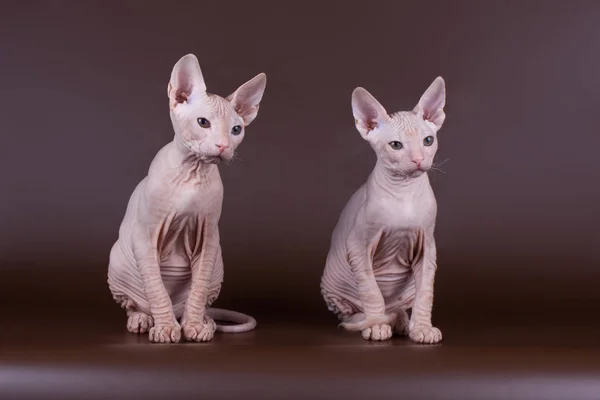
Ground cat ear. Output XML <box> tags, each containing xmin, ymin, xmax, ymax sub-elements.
<box><xmin>167</xmin><ymin>54</ymin><xmax>207</xmax><ymax>109</ymax></box>
<box><xmin>414</xmin><ymin>76</ymin><xmax>446</xmax><ymax>131</ymax></box>
<box><xmin>351</xmin><ymin>87</ymin><xmax>389</xmax><ymax>139</ymax></box>
<box><xmin>226</xmin><ymin>73</ymin><xmax>267</xmax><ymax>126</ymax></box>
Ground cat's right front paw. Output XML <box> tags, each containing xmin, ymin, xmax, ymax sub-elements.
<box><xmin>149</xmin><ymin>323</ymin><xmax>181</xmax><ymax>343</ymax></box>
<box><xmin>361</xmin><ymin>323</ymin><xmax>393</xmax><ymax>341</ymax></box>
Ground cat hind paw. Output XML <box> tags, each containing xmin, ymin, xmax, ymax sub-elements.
<box><xmin>126</xmin><ymin>312</ymin><xmax>154</xmax><ymax>334</ymax></box>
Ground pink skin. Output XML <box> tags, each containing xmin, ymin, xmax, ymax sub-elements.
<box><xmin>108</xmin><ymin>54</ymin><xmax>266</xmax><ymax>343</ymax></box>
<box><xmin>321</xmin><ymin>77</ymin><xmax>446</xmax><ymax>343</ymax></box>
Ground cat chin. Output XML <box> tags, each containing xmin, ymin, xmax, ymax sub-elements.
<box><xmin>410</xmin><ymin>168</ymin><xmax>429</xmax><ymax>178</ymax></box>
<box><xmin>201</xmin><ymin>157</ymin><xmax>223</xmax><ymax>165</ymax></box>
<box><xmin>390</xmin><ymin>168</ymin><xmax>428</xmax><ymax>178</ymax></box>
<box><xmin>409</xmin><ymin>168</ymin><xmax>428</xmax><ymax>177</ymax></box>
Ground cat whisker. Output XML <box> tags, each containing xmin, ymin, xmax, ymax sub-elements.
<box><xmin>432</xmin><ymin>158</ymin><xmax>450</xmax><ymax>167</ymax></box>
<box><xmin>430</xmin><ymin>158</ymin><xmax>449</xmax><ymax>175</ymax></box>
<box><xmin>226</xmin><ymin>152</ymin><xmax>244</xmax><ymax>165</ymax></box>
<box><xmin>233</xmin><ymin>153</ymin><xmax>244</xmax><ymax>164</ymax></box>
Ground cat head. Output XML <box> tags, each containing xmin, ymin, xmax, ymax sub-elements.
<box><xmin>167</xmin><ymin>54</ymin><xmax>267</xmax><ymax>164</ymax></box>
<box><xmin>352</xmin><ymin>77</ymin><xmax>446</xmax><ymax>177</ymax></box>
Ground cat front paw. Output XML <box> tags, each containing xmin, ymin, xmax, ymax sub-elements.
<box><xmin>408</xmin><ymin>324</ymin><xmax>442</xmax><ymax>344</ymax></box>
<box><xmin>339</xmin><ymin>312</ymin><xmax>397</xmax><ymax>332</ymax></box>
<box><xmin>127</xmin><ymin>311</ymin><xmax>154</xmax><ymax>334</ymax></box>
<box><xmin>149</xmin><ymin>323</ymin><xmax>181</xmax><ymax>343</ymax></box>
<box><xmin>182</xmin><ymin>318</ymin><xmax>217</xmax><ymax>342</ymax></box>
<box><xmin>361</xmin><ymin>323</ymin><xmax>393</xmax><ymax>341</ymax></box>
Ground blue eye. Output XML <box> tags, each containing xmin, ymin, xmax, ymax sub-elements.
<box><xmin>231</xmin><ymin>125</ymin><xmax>242</xmax><ymax>135</ymax></box>
<box><xmin>424</xmin><ymin>136</ymin><xmax>435</xmax><ymax>146</ymax></box>
<box><xmin>389</xmin><ymin>141</ymin><xmax>403</xmax><ymax>150</ymax></box>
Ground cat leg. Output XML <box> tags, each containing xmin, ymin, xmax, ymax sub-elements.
<box><xmin>181</xmin><ymin>222</ymin><xmax>220</xmax><ymax>342</ymax></box>
<box><xmin>206</xmin><ymin>251</ymin><xmax>223</xmax><ymax>308</ymax></box>
<box><xmin>408</xmin><ymin>228</ymin><xmax>442</xmax><ymax>344</ymax></box>
<box><xmin>108</xmin><ymin>246</ymin><xmax>155</xmax><ymax>335</ymax></box>
<box><xmin>339</xmin><ymin>228</ymin><xmax>396</xmax><ymax>341</ymax></box>
<box><xmin>132</xmin><ymin>214</ymin><xmax>181</xmax><ymax>344</ymax></box>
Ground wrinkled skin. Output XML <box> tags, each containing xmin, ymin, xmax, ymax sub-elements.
<box><xmin>108</xmin><ymin>54</ymin><xmax>266</xmax><ymax>343</ymax></box>
<box><xmin>321</xmin><ymin>77</ymin><xmax>447</xmax><ymax>343</ymax></box>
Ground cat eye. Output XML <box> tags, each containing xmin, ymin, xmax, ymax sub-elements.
<box><xmin>231</xmin><ymin>125</ymin><xmax>242</xmax><ymax>136</ymax></box>
<box><xmin>389</xmin><ymin>141</ymin><xmax>403</xmax><ymax>150</ymax></box>
<box><xmin>197</xmin><ymin>118</ymin><xmax>211</xmax><ymax>128</ymax></box>
<box><xmin>423</xmin><ymin>136</ymin><xmax>435</xmax><ymax>146</ymax></box>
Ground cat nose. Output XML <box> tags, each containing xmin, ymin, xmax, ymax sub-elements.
<box><xmin>215</xmin><ymin>143</ymin><xmax>229</xmax><ymax>153</ymax></box>
<box><xmin>412</xmin><ymin>156</ymin><xmax>424</xmax><ymax>167</ymax></box>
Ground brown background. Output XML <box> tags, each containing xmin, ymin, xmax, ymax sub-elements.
<box><xmin>1</xmin><ymin>1</ymin><xmax>600</xmax><ymax>399</ymax></box>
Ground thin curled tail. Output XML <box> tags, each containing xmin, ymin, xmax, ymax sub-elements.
<box><xmin>206</xmin><ymin>307</ymin><xmax>257</xmax><ymax>333</ymax></box>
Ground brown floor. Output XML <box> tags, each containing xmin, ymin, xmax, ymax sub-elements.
<box><xmin>2</xmin><ymin>288</ymin><xmax>600</xmax><ymax>400</ymax></box>
<box><xmin>1</xmin><ymin>262</ymin><xmax>599</xmax><ymax>400</ymax></box>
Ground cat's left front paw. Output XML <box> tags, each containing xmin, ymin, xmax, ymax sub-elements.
<box><xmin>182</xmin><ymin>318</ymin><xmax>217</xmax><ymax>342</ymax></box>
<box><xmin>408</xmin><ymin>324</ymin><xmax>442</xmax><ymax>344</ymax></box>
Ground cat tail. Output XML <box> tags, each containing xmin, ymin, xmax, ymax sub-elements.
<box><xmin>206</xmin><ymin>307</ymin><xmax>257</xmax><ymax>333</ymax></box>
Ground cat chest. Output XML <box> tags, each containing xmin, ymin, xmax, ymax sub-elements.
<box><xmin>369</xmin><ymin>229</ymin><xmax>424</xmax><ymax>302</ymax></box>
<box><xmin>372</xmin><ymin>229</ymin><xmax>425</xmax><ymax>273</ymax></box>
<box><xmin>159</xmin><ymin>214</ymin><xmax>212</xmax><ymax>265</ymax></box>
<box><xmin>370</xmin><ymin>194</ymin><xmax>434</xmax><ymax>231</ymax></box>
<box><xmin>169</xmin><ymin>183</ymin><xmax>223</xmax><ymax>216</ymax></box>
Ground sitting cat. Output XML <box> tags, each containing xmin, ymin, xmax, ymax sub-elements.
<box><xmin>321</xmin><ymin>77</ymin><xmax>446</xmax><ymax>343</ymax></box>
<box><xmin>108</xmin><ymin>54</ymin><xmax>266</xmax><ymax>343</ymax></box>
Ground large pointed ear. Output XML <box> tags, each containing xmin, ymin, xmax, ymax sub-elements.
<box><xmin>413</xmin><ymin>76</ymin><xmax>446</xmax><ymax>131</ymax></box>
<box><xmin>351</xmin><ymin>87</ymin><xmax>389</xmax><ymax>139</ymax></box>
<box><xmin>167</xmin><ymin>54</ymin><xmax>207</xmax><ymax>109</ymax></box>
<box><xmin>226</xmin><ymin>73</ymin><xmax>267</xmax><ymax>126</ymax></box>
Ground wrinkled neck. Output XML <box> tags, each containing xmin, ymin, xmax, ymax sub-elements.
<box><xmin>369</xmin><ymin>160</ymin><xmax>428</xmax><ymax>195</ymax></box>
<box><xmin>169</xmin><ymin>134</ymin><xmax>216</xmax><ymax>183</ymax></box>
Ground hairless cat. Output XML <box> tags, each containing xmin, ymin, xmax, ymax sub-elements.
<box><xmin>321</xmin><ymin>77</ymin><xmax>446</xmax><ymax>343</ymax></box>
<box><xmin>108</xmin><ymin>54</ymin><xmax>266</xmax><ymax>343</ymax></box>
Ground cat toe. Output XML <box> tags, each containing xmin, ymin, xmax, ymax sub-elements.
<box><xmin>127</xmin><ymin>312</ymin><xmax>154</xmax><ymax>334</ymax></box>
<box><xmin>408</xmin><ymin>325</ymin><xmax>442</xmax><ymax>344</ymax></box>
<box><xmin>182</xmin><ymin>319</ymin><xmax>217</xmax><ymax>342</ymax></box>
<box><xmin>361</xmin><ymin>324</ymin><xmax>393</xmax><ymax>341</ymax></box>
<box><xmin>149</xmin><ymin>323</ymin><xmax>181</xmax><ymax>343</ymax></box>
